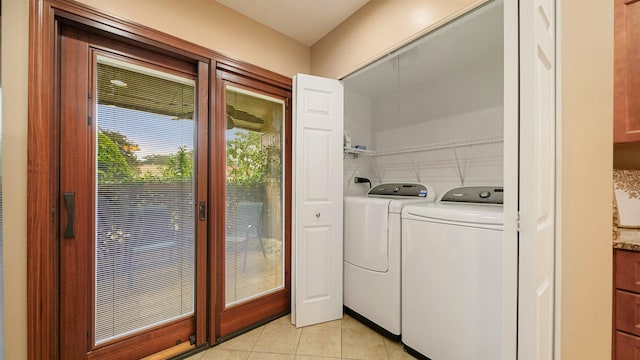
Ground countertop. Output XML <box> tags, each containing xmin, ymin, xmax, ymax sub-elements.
<box><xmin>614</xmin><ymin>228</ymin><xmax>640</xmax><ymax>251</ymax></box>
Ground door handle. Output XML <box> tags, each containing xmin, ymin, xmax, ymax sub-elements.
<box><xmin>199</xmin><ymin>201</ymin><xmax>206</xmax><ymax>221</ymax></box>
<box><xmin>64</xmin><ymin>192</ymin><xmax>75</xmax><ymax>238</ymax></box>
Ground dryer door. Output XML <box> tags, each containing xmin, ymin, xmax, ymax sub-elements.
<box><xmin>344</xmin><ymin>197</ymin><xmax>390</xmax><ymax>272</ymax></box>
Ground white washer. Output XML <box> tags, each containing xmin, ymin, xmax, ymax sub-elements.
<box><xmin>344</xmin><ymin>183</ymin><xmax>435</xmax><ymax>338</ymax></box>
<box><xmin>401</xmin><ymin>186</ymin><xmax>504</xmax><ymax>360</ymax></box>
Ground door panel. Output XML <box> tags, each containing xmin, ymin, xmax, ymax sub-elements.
<box><xmin>216</xmin><ymin>71</ymin><xmax>292</xmax><ymax>337</ymax></box>
<box><xmin>292</xmin><ymin>74</ymin><xmax>343</xmax><ymax>328</ymax></box>
<box><xmin>93</xmin><ymin>53</ymin><xmax>196</xmax><ymax>345</ymax></box>
<box><xmin>60</xmin><ymin>26</ymin><xmax>92</xmax><ymax>359</ymax></box>
<box><xmin>59</xmin><ymin>26</ymin><xmax>204</xmax><ymax>359</ymax></box>
<box><xmin>518</xmin><ymin>0</ymin><xmax>556</xmax><ymax>359</ymax></box>
<box><xmin>224</xmin><ymin>84</ymin><xmax>285</xmax><ymax>306</ymax></box>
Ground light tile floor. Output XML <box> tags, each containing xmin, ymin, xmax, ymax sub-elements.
<box><xmin>186</xmin><ymin>314</ymin><xmax>416</xmax><ymax>360</ymax></box>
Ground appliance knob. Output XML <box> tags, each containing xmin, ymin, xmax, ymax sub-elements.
<box><xmin>393</xmin><ymin>187</ymin><xmax>400</xmax><ymax>192</ymax></box>
<box><xmin>479</xmin><ymin>191</ymin><xmax>491</xmax><ymax>199</ymax></box>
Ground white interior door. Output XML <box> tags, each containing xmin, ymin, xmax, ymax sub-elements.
<box><xmin>518</xmin><ymin>0</ymin><xmax>556</xmax><ymax>359</ymax></box>
<box><xmin>291</xmin><ymin>73</ymin><xmax>344</xmax><ymax>327</ymax></box>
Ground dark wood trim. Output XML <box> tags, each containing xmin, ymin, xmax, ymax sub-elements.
<box><xmin>28</xmin><ymin>1</ymin><xmax>59</xmax><ymax>358</ymax></box>
<box><xmin>88</xmin><ymin>32</ymin><xmax>198</xmax><ymax>77</ymax></box>
<box><xmin>613</xmin><ymin>249</ymin><xmax>617</xmax><ymax>359</ymax></box>
<box><xmin>86</xmin><ymin>318</ymin><xmax>194</xmax><ymax>360</ymax></box>
<box><xmin>195</xmin><ymin>60</ymin><xmax>210</xmax><ymax>346</ymax></box>
<box><xmin>216</xmin><ymin>62</ymin><xmax>291</xmax><ymax>91</ymax></box>
<box><xmin>211</xmin><ymin>68</ymin><xmax>226</xmax><ymax>339</ymax></box>
<box><xmin>47</xmin><ymin>0</ymin><xmax>290</xmax><ymax>88</ymax></box>
<box><xmin>29</xmin><ymin>0</ymin><xmax>293</xmax><ymax>358</ymax></box>
<box><xmin>219</xmin><ymin>291</ymin><xmax>289</xmax><ymax>336</ymax></box>
<box><xmin>218</xmin><ymin>70</ymin><xmax>292</xmax><ymax>99</ymax></box>
<box><xmin>207</xmin><ymin>64</ymin><xmax>219</xmax><ymax>343</ymax></box>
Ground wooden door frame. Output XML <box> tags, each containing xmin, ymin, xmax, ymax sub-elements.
<box><xmin>28</xmin><ymin>1</ymin><xmax>292</xmax><ymax>358</ymax></box>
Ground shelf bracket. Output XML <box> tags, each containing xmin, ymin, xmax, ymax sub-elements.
<box><xmin>409</xmin><ymin>153</ymin><xmax>421</xmax><ymax>183</ymax></box>
<box><xmin>454</xmin><ymin>149</ymin><xmax>466</xmax><ymax>186</ymax></box>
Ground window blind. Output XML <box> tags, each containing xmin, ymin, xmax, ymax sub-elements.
<box><xmin>94</xmin><ymin>56</ymin><xmax>195</xmax><ymax>344</ymax></box>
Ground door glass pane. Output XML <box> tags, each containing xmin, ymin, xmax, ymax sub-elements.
<box><xmin>94</xmin><ymin>55</ymin><xmax>196</xmax><ymax>344</ymax></box>
<box><xmin>225</xmin><ymin>85</ymin><xmax>284</xmax><ymax>306</ymax></box>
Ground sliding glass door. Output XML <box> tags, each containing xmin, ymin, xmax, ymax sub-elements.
<box><xmin>59</xmin><ymin>26</ymin><xmax>207</xmax><ymax>359</ymax></box>
<box><xmin>217</xmin><ymin>72</ymin><xmax>291</xmax><ymax>336</ymax></box>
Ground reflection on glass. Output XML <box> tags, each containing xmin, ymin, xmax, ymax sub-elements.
<box><xmin>94</xmin><ymin>56</ymin><xmax>195</xmax><ymax>344</ymax></box>
<box><xmin>225</xmin><ymin>85</ymin><xmax>284</xmax><ymax>306</ymax></box>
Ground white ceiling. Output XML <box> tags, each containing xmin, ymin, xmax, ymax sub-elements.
<box><xmin>215</xmin><ymin>0</ymin><xmax>370</xmax><ymax>46</ymax></box>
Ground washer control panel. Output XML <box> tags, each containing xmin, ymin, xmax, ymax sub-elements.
<box><xmin>440</xmin><ymin>186</ymin><xmax>504</xmax><ymax>204</ymax></box>
<box><xmin>368</xmin><ymin>183</ymin><xmax>430</xmax><ymax>197</ymax></box>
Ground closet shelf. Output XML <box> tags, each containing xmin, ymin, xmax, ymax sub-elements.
<box><xmin>344</xmin><ymin>136</ymin><xmax>502</xmax><ymax>157</ymax></box>
<box><xmin>344</xmin><ymin>135</ymin><xmax>504</xmax><ymax>186</ymax></box>
<box><xmin>373</xmin><ymin>135</ymin><xmax>503</xmax><ymax>157</ymax></box>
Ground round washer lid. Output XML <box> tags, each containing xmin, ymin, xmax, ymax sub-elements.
<box><xmin>403</xmin><ymin>203</ymin><xmax>504</xmax><ymax>225</ymax></box>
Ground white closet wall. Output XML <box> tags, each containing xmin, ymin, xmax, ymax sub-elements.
<box><xmin>343</xmin><ymin>2</ymin><xmax>504</xmax><ymax>196</ymax></box>
<box><xmin>343</xmin><ymin>89</ymin><xmax>375</xmax><ymax>196</ymax></box>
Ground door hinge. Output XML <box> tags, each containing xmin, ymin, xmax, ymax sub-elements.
<box><xmin>516</xmin><ymin>211</ymin><xmax>521</xmax><ymax>232</ymax></box>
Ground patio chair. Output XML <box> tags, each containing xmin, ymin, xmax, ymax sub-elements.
<box><xmin>227</xmin><ymin>201</ymin><xmax>266</xmax><ymax>272</ymax></box>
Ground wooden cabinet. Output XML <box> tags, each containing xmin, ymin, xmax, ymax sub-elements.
<box><xmin>614</xmin><ymin>249</ymin><xmax>640</xmax><ymax>359</ymax></box>
<box><xmin>615</xmin><ymin>0</ymin><xmax>640</xmax><ymax>143</ymax></box>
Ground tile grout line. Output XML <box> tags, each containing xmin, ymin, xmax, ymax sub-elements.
<box><xmin>249</xmin><ymin>324</ymin><xmax>264</xmax><ymax>353</ymax></box>
<box><xmin>293</xmin><ymin>323</ymin><xmax>303</xmax><ymax>358</ymax></box>
<box><xmin>382</xmin><ymin>337</ymin><xmax>390</xmax><ymax>360</ymax></box>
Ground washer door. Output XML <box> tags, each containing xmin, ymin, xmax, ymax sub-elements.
<box><xmin>344</xmin><ymin>197</ymin><xmax>390</xmax><ymax>272</ymax></box>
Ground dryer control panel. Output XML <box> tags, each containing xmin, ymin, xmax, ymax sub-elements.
<box><xmin>440</xmin><ymin>186</ymin><xmax>504</xmax><ymax>204</ymax></box>
<box><xmin>368</xmin><ymin>183</ymin><xmax>430</xmax><ymax>197</ymax></box>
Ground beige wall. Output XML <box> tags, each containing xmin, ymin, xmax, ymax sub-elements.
<box><xmin>559</xmin><ymin>0</ymin><xmax>613</xmax><ymax>358</ymax></box>
<box><xmin>310</xmin><ymin>0</ymin><xmax>488</xmax><ymax>79</ymax></box>
<box><xmin>77</xmin><ymin>0</ymin><xmax>310</xmax><ymax>78</ymax></box>
<box><xmin>2</xmin><ymin>0</ymin><xmax>29</xmax><ymax>358</ymax></box>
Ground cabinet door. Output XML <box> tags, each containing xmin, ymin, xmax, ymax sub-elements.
<box><xmin>616</xmin><ymin>249</ymin><xmax>640</xmax><ymax>293</ymax></box>
<box><xmin>614</xmin><ymin>0</ymin><xmax>640</xmax><ymax>143</ymax></box>
<box><xmin>616</xmin><ymin>290</ymin><xmax>640</xmax><ymax>337</ymax></box>
<box><xmin>616</xmin><ymin>331</ymin><xmax>640</xmax><ymax>360</ymax></box>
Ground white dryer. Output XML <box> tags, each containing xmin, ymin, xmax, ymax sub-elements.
<box><xmin>401</xmin><ymin>186</ymin><xmax>504</xmax><ymax>360</ymax></box>
<box><xmin>344</xmin><ymin>183</ymin><xmax>435</xmax><ymax>338</ymax></box>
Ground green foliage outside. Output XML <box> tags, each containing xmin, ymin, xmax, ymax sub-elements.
<box><xmin>97</xmin><ymin>128</ymin><xmax>279</xmax><ymax>187</ymax></box>
<box><xmin>100</xmin><ymin>129</ymin><xmax>139</xmax><ymax>171</ymax></box>
<box><xmin>97</xmin><ymin>131</ymin><xmax>134</xmax><ymax>184</ymax></box>
<box><xmin>97</xmin><ymin>129</ymin><xmax>193</xmax><ymax>184</ymax></box>
<box><xmin>226</xmin><ymin>131</ymin><xmax>267</xmax><ymax>186</ymax></box>
<box><xmin>160</xmin><ymin>146</ymin><xmax>193</xmax><ymax>181</ymax></box>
